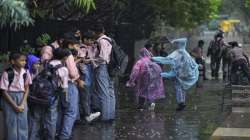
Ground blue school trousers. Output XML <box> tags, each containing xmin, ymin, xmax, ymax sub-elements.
<box><xmin>2</xmin><ymin>91</ymin><xmax>28</xmax><ymax>140</ymax></box>
<box><xmin>94</xmin><ymin>64</ymin><xmax>115</xmax><ymax>121</ymax></box>
<box><xmin>79</xmin><ymin>64</ymin><xmax>94</xmax><ymax>117</ymax></box>
<box><xmin>28</xmin><ymin>99</ymin><xmax>58</xmax><ymax>140</ymax></box>
<box><xmin>59</xmin><ymin>82</ymin><xmax>79</xmax><ymax>140</ymax></box>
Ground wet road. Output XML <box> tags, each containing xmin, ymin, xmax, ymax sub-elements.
<box><xmin>0</xmin><ymin>80</ymin><xmax>230</xmax><ymax>140</ymax></box>
<box><xmin>71</xmin><ymin>80</ymin><xmax>230</xmax><ymax>140</ymax></box>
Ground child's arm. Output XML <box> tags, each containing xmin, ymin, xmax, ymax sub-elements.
<box><xmin>2</xmin><ymin>90</ymin><xmax>21</xmax><ymax>112</ymax></box>
<box><xmin>0</xmin><ymin>72</ymin><xmax>21</xmax><ymax>112</ymax></box>
<box><xmin>152</xmin><ymin>56</ymin><xmax>175</xmax><ymax>65</ymax></box>
<box><xmin>126</xmin><ymin>60</ymin><xmax>142</xmax><ymax>87</ymax></box>
<box><xmin>76</xmin><ymin>78</ymin><xmax>85</xmax><ymax>89</ymax></box>
<box><xmin>75</xmin><ymin>57</ymin><xmax>83</xmax><ymax>64</ymax></box>
<box><xmin>20</xmin><ymin>85</ymin><xmax>29</xmax><ymax>109</ymax></box>
<box><xmin>20</xmin><ymin>72</ymin><xmax>32</xmax><ymax>108</ymax></box>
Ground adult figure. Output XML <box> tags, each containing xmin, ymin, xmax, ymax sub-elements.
<box><xmin>207</xmin><ymin>32</ymin><xmax>225</xmax><ymax>79</ymax></box>
<box><xmin>221</xmin><ymin>42</ymin><xmax>233</xmax><ymax>81</ymax></box>
<box><xmin>229</xmin><ymin>41</ymin><xmax>250</xmax><ymax>82</ymax></box>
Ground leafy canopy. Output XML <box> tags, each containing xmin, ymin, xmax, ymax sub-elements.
<box><xmin>0</xmin><ymin>0</ymin><xmax>96</xmax><ymax>29</ymax></box>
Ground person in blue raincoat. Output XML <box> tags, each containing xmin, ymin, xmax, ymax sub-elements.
<box><xmin>152</xmin><ymin>38</ymin><xmax>199</xmax><ymax>111</ymax></box>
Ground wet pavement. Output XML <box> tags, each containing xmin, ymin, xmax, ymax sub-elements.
<box><xmin>0</xmin><ymin>80</ymin><xmax>230</xmax><ymax>140</ymax></box>
<box><xmin>71</xmin><ymin>80</ymin><xmax>230</xmax><ymax>140</ymax></box>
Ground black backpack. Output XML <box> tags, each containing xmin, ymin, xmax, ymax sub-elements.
<box><xmin>0</xmin><ymin>68</ymin><xmax>27</xmax><ymax>110</ymax></box>
<box><xmin>209</xmin><ymin>40</ymin><xmax>223</xmax><ymax>57</ymax></box>
<box><xmin>29</xmin><ymin>63</ymin><xmax>63</xmax><ymax>106</ymax></box>
<box><xmin>101</xmin><ymin>38</ymin><xmax>128</xmax><ymax>77</ymax></box>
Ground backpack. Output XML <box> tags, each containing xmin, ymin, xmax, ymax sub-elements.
<box><xmin>29</xmin><ymin>63</ymin><xmax>63</xmax><ymax>106</ymax></box>
<box><xmin>101</xmin><ymin>38</ymin><xmax>128</xmax><ymax>77</ymax></box>
<box><xmin>0</xmin><ymin>68</ymin><xmax>27</xmax><ymax>110</ymax></box>
<box><xmin>49</xmin><ymin>44</ymin><xmax>56</xmax><ymax>51</ymax></box>
<box><xmin>209</xmin><ymin>40</ymin><xmax>223</xmax><ymax>57</ymax></box>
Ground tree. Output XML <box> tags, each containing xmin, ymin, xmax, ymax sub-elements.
<box><xmin>0</xmin><ymin>0</ymin><xmax>34</xmax><ymax>29</ymax></box>
<box><xmin>0</xmin><ymin>0</ymin><xmax>222</xmax><ymax>35</ymax></box>
<box><xmin>245</xmin><ymin>0</ymin><xmax>250</xmax><ymax>8</ymax></box>
<box><xmin>112</xmin><ymin>0</ymin><xmax>222</xmax><ymax>39</ymax></box>
<box><xmin>0</xmin><ymin>0</ymin><xmax>96</xmax><ymax>29</ymax></box>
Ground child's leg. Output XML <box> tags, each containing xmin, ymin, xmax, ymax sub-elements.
<box><xmin>94</xmin><ymin>65</ymin><xmax>114</xmax><ymax>121</ymax></box>
<box><xmin>2</xmin><ymin>94</ymin><xmax>18</xmax><ymax>140</ymax></box>
<box><xmin>3</xmin><ymin>92</ymin><xmax>28</xmax><ymax>140</ymax></box>
<box><xmin>44</xmin><ymin>99</ymin><xmax>59</xmax><ymax>140</ymax></box>
<box><xmin>59</xmin><ymin>82</ymin><xmax>79</xmax><ymax>139</ymax></box>
<box><xmin>108</xmin><ymin>80</ymin><xmax>116</xmax><ymax>120</ymax></box>
<box><xmin>80</xmin><ymin>86</ymin><xmax>91</xmax><ymax>117</ymax></box>
<box><xmin>28</xmin><ymin>105</ymin><xmax>43</xmax><ymax>140</ymax></box>
<box><xmin>138</xmin><ymin>97</ymin><xmax>146</xmax><ymax>109</ymax></box>
<box><xmin>174</xmin><ymin>82</ymin><xmax>186</xmax><ymax>104</ymax></box>
<box><xmin>17</xmin><ymin>93</ymin><xmax>28</xmax><ymax>140</ymax></box>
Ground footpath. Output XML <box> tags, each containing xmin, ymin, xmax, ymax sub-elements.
<box><xmin>211</xmin><ymin>85</ymin><xmax>250</xmax><ymax>140</ymax></box>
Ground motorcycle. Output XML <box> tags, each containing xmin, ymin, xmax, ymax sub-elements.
<box><xmin>230</xmin><ymin>65</ymin><xmax>250</xmax><ymax>85</ymax></box>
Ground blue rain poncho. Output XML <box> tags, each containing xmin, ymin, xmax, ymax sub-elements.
<box><xmin>152</xmin><ymin>38</ymin><xmax>199</xmax><ymax>90</ymax></box>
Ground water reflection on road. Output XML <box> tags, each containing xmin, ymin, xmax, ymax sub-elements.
<box><xmin>72</xmin><ymin>80</ymin><xmax>230</xmax><ymax>140</ymax></box>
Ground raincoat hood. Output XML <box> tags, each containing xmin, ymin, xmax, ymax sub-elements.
<box><xmin>171</xmin><ymin>38</ymin><xmax>187</xmax><ymax>50</ymax></box>
<box><xmin>139</xmin><ymin>47</ymin><xmax>153</xmax><ymax>58</ymax></box>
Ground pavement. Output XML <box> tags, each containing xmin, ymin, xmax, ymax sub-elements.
<box><xmin>0</xmin><ymin>80</ymin><xmax>230</xmax><ymax>140</ymax></box>
<box><xmin>211</xmin><ymin>85</ymin><xmax>250</xmax><ymax>140</ymax></box>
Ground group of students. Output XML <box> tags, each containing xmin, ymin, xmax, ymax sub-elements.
<box><xmin>0</xmin><ymin>24</ymin><xmax>116</xmax><ymax>140</ymax></box>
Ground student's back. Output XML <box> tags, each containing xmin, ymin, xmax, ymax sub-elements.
<box><xmin>49</xmin><ymin>60</ymin><xmax>69</xmax><ymax>89</ymax></box>
<box><xmin>29</xmin><ymin>48</ymin><xmax>69</xmax><ymax>140</ymax></box>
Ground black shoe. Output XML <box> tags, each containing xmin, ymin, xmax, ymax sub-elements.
<box><xmin>74</xmin><ymin>119</ymin><xmax>83</xmax><ymax>125</ymax></box>
<box><xmin>203</xmin><ymin>77</ymin><xmax>208</xmax><ymax>80</ymax></box>
<box><xmin>176</xmin><ymin>103</ymin><xmax>186</xmax><ymax>111</ymax></box>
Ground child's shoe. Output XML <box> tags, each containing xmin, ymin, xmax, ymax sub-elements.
<box><xmin>148</xmin><ymin>103</ymin><xmax>156</xmax><ymax>111</ymax></box>
<box><xmin>85</xmin><ymin>112</ymin><xmax>101</xmax><ymax>123</ymax></box>
<box><xmin>176</xmin><ymin>103</ymin><xmax>186</xmax><ymax>111</ymax></box>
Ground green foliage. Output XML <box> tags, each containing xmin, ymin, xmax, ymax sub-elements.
<box><xmin>73</xmin><ymin>0</ymin><xmax>96</xmax><ymax>12</ymax></box>
<box><xmin>245</xmin><ymin>0</ymin><xmax>250</xmax><ymax>8</ymax></box>
<box><xmin>19</xmin><ymin>45</ymin><xmax>35</xmax><ymax>55</ymax></box>
<box><xmin>36</xmin><ymin>33</ymin><xmax>52</xmax><ymax>46</ymax></box>
<box><xmin>0</xmin><ymin>52</ymin><xmax>9</xmax><ymax>63</ymax></box>
<box><xmin>209</xmin><ymin>0</ymin><xmax>222</xmax><ymax>19</ymax></box>
<box><xmin>112</xmin><ymin>0</ymin><xmax>222</xmax><ymax>38</ymax></box>
<box><xmin>0</xmin><ymin>0</ymin><xmax>34</xmax><ymax>29</ymax></box>
<box><xmin>146</xmin><ymin>0</ymin><xmax>222</xmax><ymax>28</ymax></box>
<box><xmin>0</xmin><ymin>0</ymin><xmax>96</xmax><ymax>29</ymax></box>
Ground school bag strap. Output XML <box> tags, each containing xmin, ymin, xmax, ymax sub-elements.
<box><xmin>52</xmin><ymin>64</ymin><xmax>64</xmax><ymax>72</ymax></box>
<box><xmin>48</xmin><ymin>44</ymin><xmax>56</xmax><ymax>51</ymax></box>
<box><xmin>5</xmin><ymin>67</ymin><xmax>27</xmax><ymax>89</ymax></box>
<box><xmin>6</xmin><ymin>67</ymin><xmax>15</xmax><ymax>89</ymax></box>
<box><xmin>99</xmin><ymin>37</ymin><xmax>128</xmax><ymax>77</ymax></box>
<box><xmin>101</xmin><ymin>38</ymin><xmax>112</xmax><ymax>44</ymax></box>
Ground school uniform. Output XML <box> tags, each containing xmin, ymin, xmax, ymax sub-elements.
<box><xmin>94</xmin><ymin>35</ymin><xmax>116</xmax><ymax>121</ymax></box>
<box><xmin>78</xmin><ymin>44</ymin><xmax>96</xmax><ymax>118</ymax></box>
<box><xmin>29</xmin><ymin>60</ymin><xmax>68</xmax><ymax>140</ymax></box>
<box><xmin>0</xmin><ymin>68</ymin><xmax>32</xmax><ymax>140</ymax></box>
<box><xmin>59</xmin><ymin>54</ymin><xmax>80</xmax><ymax>140</ymax></box>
